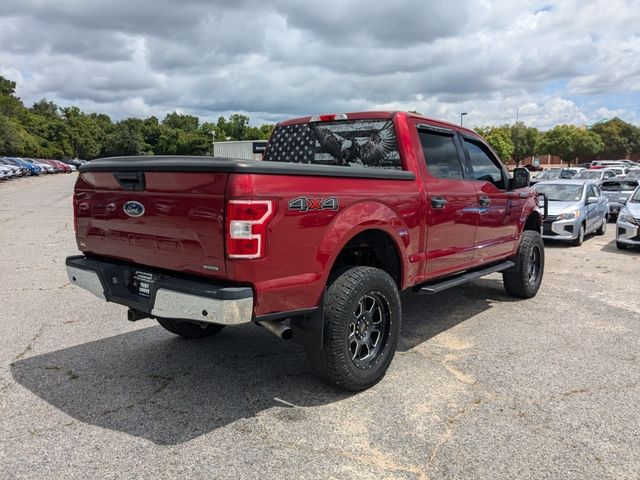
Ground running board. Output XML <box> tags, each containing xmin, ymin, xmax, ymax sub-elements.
<box><xmin>415</xmin><ymin>261</ymin><xmax>515</xmax><ymax>295</ymax></box>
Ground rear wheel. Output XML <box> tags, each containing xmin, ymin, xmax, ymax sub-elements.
<box><xmin>157</xmin><ymin>318</ymin><xmax>224</xmax><ymax>339</ymax></box>
<box><xmin>305</xmin><ymin>266</ymin><xmax>401</xmax><ymax>391</ymax></box>
<box><xmin>503</xmin><ymin>230</ymin><xmax>544</xmax><ymax>298</ymax></box>
<box><xmin>596</xmin><ymin>217</ymin><xmax>607</xmax><ymax>235</ymax></box>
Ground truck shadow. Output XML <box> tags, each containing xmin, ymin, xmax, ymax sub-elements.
<box><xmin>11</xmin><ymin>277</ymin><xmax>513</xmax><ymax>445</ymax></box>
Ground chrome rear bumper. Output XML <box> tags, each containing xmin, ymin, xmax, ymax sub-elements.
<box><xmin>66</xmin><ymin>255</ymin><xmax>253</xmax><ymax>325</ymax></box>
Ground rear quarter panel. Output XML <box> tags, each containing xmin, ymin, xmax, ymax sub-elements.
<box><xmin>226</xmin><ymin>173</ymin><xmax>421</xmax><ymax>316</ymax></box>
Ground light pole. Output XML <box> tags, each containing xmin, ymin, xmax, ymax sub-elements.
<box><xmin>460</xmin><ymin>112</ymin><xmax>468</xmax><ymax>126</ymax></box>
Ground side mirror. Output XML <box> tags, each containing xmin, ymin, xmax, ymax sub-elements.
<box><xmin>586</xmin><ymin>196</ymin><xmax>599</xmax><ymax>205</ymax></box>
<box><xmin>510</xmin><ymin>167</ymin><xmax>530</xmax><ymax>189</ymax></box>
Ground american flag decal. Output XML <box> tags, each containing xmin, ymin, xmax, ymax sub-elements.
<box><xmin>264</xmin><ymin>120</ymin><xmax>401</xmax><ymax>170</ymax></box>
<box><xmin>266</xmin><ymin>124</ymin><xmax>316</xmax><ymax>164</ymax></box>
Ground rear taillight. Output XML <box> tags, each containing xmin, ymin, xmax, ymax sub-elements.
<box><xmin>72</xmin><ymin>192</ymin><xmax>78</xmax><ymax>234</ymax></box>
<box><xmin>226</xmin><ymin>199</ymin><xmax>275</xmax><ymax>259</ymax></box>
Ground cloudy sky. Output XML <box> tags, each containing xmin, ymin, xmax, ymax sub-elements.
<box><xmin>1</xmin><ymin>0</ymin><xmax>639</xmax><ymax>129</ymax></box>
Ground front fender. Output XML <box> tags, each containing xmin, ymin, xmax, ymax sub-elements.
<box><xmin>316</xmin><ymin>201</ymin><xmax>411</xmax><ymax>289</ymax></box>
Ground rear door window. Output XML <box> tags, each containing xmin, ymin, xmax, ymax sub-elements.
<box><xmin>601</xmin><ymin>181</ymin><xmax>620</xmax><ymax>192</ymax></box>
<box><xmin>264</xmin><ymin>119</ymin><xmax>402</xmax><ymax>170</ymax></box>
<box><xmin>418</xmin><ymin>129</ymin><xmax>464</xmax><ymax>180</ymax></box>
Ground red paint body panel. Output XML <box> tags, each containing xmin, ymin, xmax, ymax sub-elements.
<box><xmin>75</xmin><ymin>171</ymin><xmax>228</xmax><ymax>277</ymax></box>
<box><xmin>225</xmin><ymin>173</ymin><xmax>420</xmax><ymax>315</ymax></box>
<box><xmin>73</xmin><ymin>112</ymin><xmax>541</xmax><ymax>318</ymax></box>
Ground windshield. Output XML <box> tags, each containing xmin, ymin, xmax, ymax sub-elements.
<box><xmin>575</xmin><ymin>170</ymin><xmax>601</xmax><ymax>179</ymax></box>
<box><xmin>601</xmin><ymin>181</ymin><xmax>620</xmax><ymax>191</ymax></box>
<box><xmin>631</xmin><ymin>187</ymin><xmax>640</xmax><ymax>203</ymax></box>
<box><xmin>621</xmin><ymin>181</ymin><xmax>639</xmax><ymax>191</ymax></box>
<box><xmin>627</xmin><ymin>170</ymin><xmax>640</xmax><ymax>179</ymax></box>
<box><xmin>536</xmin><ymin>170</ymin><xmax>561</xmax><ymax>180</ymax></box>
<box><xmin>534</xmin><ymin>183</ymin><xmax>584</xmax><ymax>202</ymax></box>
<box><xmin>264</xmin><ymin>119</ymin><xmax>402</xmax><ymax>170</ymax></box>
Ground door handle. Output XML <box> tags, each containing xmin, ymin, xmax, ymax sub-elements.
<box><xmin>478</xmin><ymin>195</ymin><xmax>491</xmax><ymax>208</ymax></box>
<box><xmin>431</xmin><ymin>196</ymin><xmax>448</xmax><ymax>208</ymax></box>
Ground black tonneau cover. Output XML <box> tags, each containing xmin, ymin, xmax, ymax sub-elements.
<box><xmin>79</xmin><ymin>156</ymin><xmax>415</xmax><ymax>180</ymax></box>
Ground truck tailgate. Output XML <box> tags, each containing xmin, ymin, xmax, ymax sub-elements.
<box><xmin>74</xmin><ymin>171</ymin><xmax>228</xmax><ymax>278</ymax></box>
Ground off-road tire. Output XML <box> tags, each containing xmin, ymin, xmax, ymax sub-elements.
<box><xmin>305</xmin><ymin>266</ymin><xmax>401</xmax><ymax>391</ymax></box>
<box><xmin>157</xmin><ymin>318</ymin><xmax>224</xmax><ymax>339</ymax></box>
<box><xmin>503</xmin><ymin>230</ymin><xmax>544</xmax><ymax>298</ymax></box>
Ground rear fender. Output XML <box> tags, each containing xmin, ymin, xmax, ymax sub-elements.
<box><xmin>317</xmin><ymin>201</ymin><xmax>410</xmax><ymax>289</ymax></box>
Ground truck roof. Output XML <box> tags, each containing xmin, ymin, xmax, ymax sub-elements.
<box><xmin>277</xmin><ymin>111</ymin><xmax>481</xmax><ymax>138</ymax></box>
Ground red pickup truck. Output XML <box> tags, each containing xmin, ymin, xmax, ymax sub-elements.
<box><xmin>66</xmin><ymin>111</ymin><xmax>544</xmax><ymax>391</ymax></box>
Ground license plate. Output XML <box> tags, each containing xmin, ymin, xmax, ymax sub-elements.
<box><xmin>133</xmin><ymin>271</ymin><xmax>154</xmax><ymax>298</ymax></box>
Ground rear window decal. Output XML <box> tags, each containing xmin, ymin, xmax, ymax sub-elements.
<box><xmin>265</xmin><ymin>120</ymin><xmax>401</xmax><ymax>170</ymax></box>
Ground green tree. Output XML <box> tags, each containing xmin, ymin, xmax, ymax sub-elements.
<box><xmin>475</xmin><ymin>126</ymin><xmax>514</xmax><ymax>163</ymax></box>
<box><xmin>591</xmin><ymin>118</ymin><xmax>640</xmax><ymax>158</ymax></box>
<box><xmin>510</xmin><ymin>122</ymin><xmax>539</xmax><ymax>167</ymax></box>
<box><xmin>162</xmin><ymin>112</ymin><xmax>199</xmax><ymax>132</ymax></box>
<box><xmin>537</xmin><ymin>125</ymin><xmax>604</xmax><ymax>166</ymax></box>
<box><xmin>0</xmin><ymin>76</ymin><xmax>16</xmax><ymax>96</ymax></box>
<box><xmin>102</xmin><ymin>118</ymin><xmax>151</xmax><ymax>157</ymax></box>
<box><xmin>0</xmin><ymin>114</ymin><xmax>24</xmax><ymax>155</ymax></box>
<box><xmin>216</xmin><ymin>114</ymin><xmax>250</xmax><ymax>140</ymax></box>
<box><xmin>30</xmin><ymin>99</ymin><xmax>60</xmax><ymax>119</ymax></box>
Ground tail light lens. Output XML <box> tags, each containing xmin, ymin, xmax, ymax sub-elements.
<box><xmin>72</xmin><ymin>192</ymin><xmax>79</xmax><ymax>233</ymax></box>
<box><xmin>226</xmin><ymin>199</ymin><xmax>275</xmax><ymax>259</ymax></box>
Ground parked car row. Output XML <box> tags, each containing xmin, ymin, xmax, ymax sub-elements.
<box><xmin>533</xmin><ymin>173</ymin><xmax>640</xmax><ymax>251</ymax></box>
<box><xmin>533</xmin><ymin>165</ymin><xmax>640</xmax><ymax>220</ymax></box>
<box><xmin>0</xmin><ymin>157</ymin><xmax>87</xmax><ymax>180</ymax></box>
<box><xmin>616</xmin><ymin>186</ymin><xmax>640</xmax><ymax>250</ymax></box>
<box><xmin>534</xmin><ymin>179</ymin><xmax>609</xmax><ymax>246</ymax></box>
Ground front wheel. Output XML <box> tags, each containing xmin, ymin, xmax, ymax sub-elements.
<box><xmin>503</xmin><ymin>230</ymin><xmax>545</xmax><ymax>298</ymax></box>
<box><xmin>157</xmin><ymin>318</ymin><xmax>225</xmax><ymax>339</ymax></box>
<box><xmin>572</xmin><ymin>223</ymin><xmax>585</xmax><ymax>246</ymax></box>
<box><xmin>305</xmin><ymin>266</ymin><xmax>401</xmax><ymax>391</ymax></box>
<box><xmin>616</xmin><ymin>241</ymin><xmax>627</xmax><ymax>250</ymax></box>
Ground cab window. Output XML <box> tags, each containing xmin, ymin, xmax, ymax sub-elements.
<box><xmin>418</xmin><ymin>130</ymin><xmax>464</xmax><ymax>180</ymax></box>
<box><xmin>464</xmin><ymin>139</ymin><xmax>506</xmax><ymax>189</ymax></box>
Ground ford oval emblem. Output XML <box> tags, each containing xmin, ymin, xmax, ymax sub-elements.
<box><xmin>123</xmin><ymin>201</ymin><xmax>145</xmax><ymax>217</ymax></box>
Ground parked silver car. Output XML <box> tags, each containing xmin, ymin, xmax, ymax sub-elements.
<box><xmin>625</xmin><ymin>169</ymin><xmax>640</xmax><ymax>180</ymax></box>
<box><xmin>574</xmin><ymin>168</ymin><xmax>618</xmax><ymax>185</ymax></box>
<box><xmin>616</xmin><ymin>185</ymin><xmax>640</xmax><ymax>250</ymax></box>
<box><xmin>0</xmin><ymin>165</ymin><xmax>13</xmax><ymax>179</ymax></box>
<box><xmin>534</xmin><ymin>180</ymin><xmax>609</xmax><ymax>246</ymax></box>
<box><xmin>600</xmin><ymin>179</ymin><xmax>638</xmax><ymax>218</ymax></box>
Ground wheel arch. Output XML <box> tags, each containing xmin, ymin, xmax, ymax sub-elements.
<box><xmin>318</xmin><ymin>202</ymin><xmax>409</xmax><ymax>290</ymax></box>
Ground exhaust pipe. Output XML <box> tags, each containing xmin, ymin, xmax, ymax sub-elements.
<box><xmin>257</xmin><ymin>319</ymin><xmax>293</xmax><ymax>340</ymax></box>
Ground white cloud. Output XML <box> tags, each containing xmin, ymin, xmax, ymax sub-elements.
<box><xmin>0</xmin><ymin>0</ymin><xmax>638</xmax><ymax>127</ymax></box>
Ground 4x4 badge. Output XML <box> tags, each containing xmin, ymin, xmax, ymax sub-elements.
<box><xmin>288</xmin><ymin>196</ymin><xmax>339</xmax><ymax>212</ymax></box>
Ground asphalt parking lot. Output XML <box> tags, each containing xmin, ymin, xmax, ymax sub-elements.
<box><xmin>1</xmin><ymin>174</ymin><xmax>639</xmax><ymax>479</ymax></box>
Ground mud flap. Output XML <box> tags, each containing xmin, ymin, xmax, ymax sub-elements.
<box><xmin>290</xmin><ymin>294</ymin><xmax>325</xmax><ymax>350</ymax></box>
